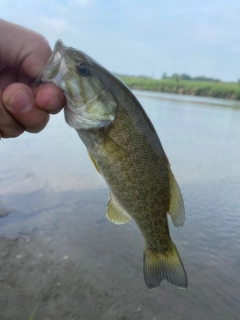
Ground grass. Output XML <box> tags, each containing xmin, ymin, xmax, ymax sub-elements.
<box><xmin>118</xmin><ymin>76</ymin><xmax>240</xmax><ymax>100</ymax></box>
<box><xmin>28</xmin><ymin>304</ymin><xmax>39</xmax><ymax>320</ymax></box>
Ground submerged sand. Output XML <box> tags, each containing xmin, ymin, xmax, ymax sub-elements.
<box><xmin>1</xmin><ymin>93</ymin><xmax>240</xmax><ymax>319</ymax></box>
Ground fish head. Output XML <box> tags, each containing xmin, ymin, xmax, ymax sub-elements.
<box><xmin>38</xmin><ymin>40</ymin><xmax>117</xmax><ymax>130</ymax></box>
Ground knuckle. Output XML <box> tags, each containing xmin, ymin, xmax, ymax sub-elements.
<box><xmin>34</xmin><ymin>33</ymin><xmax>49</xmax><ymax>48</ymax></box>
<box><xmin>30</xmin><ymin>32</ymin><xmax>51</xmax><ymax>55</ymax></box>
<box><xmin>0</xmin><ymin>103</ymin><xmax>25</xmax><ymax>138</ymax></box>
<box><xmin>25</xmin><ymin>113</ymin><xmax>50</xmax><ymax>134</ymax></box>
<box><xmin>0</xmin><ymin>126</ymin><xmax>24</xmax><ymax>138</ymax></box>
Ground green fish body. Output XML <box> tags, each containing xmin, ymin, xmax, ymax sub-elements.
<box><xmin>39</xmin><ymin>40</ymin><xmax>188</xmax><ymax>289</ymax></box>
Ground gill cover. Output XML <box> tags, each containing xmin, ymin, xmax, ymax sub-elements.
<box><xmin>38</xmin><ymin>40</ymin><xmax>117</xmax><ymax>131</ymax></box>
<box><xmin>64</xmin><ymin>89</ymin><xmax>117</xmax><ymax>130</ymax></box>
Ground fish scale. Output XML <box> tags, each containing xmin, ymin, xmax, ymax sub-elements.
<box><xmin>38</xmin><ymin>40</ymin><xmax>188</xmax><ymax>290</ymax></box>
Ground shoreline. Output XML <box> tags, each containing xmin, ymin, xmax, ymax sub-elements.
<box><xmin>133</xmin><ymin>90</ymin><xmax>240</xmax><ymax>108</ymax></box>
<box><xmin>118</xmin><ymin>76</ymin><xmax>240</xmax><ymax>101</ymax></box>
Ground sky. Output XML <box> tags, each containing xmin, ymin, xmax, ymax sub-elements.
<box><xmin>1</xmin><ymin>0</ymin><xmax>240</xmax><ymax>82</ymax></box>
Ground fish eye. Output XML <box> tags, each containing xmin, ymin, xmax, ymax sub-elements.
<box><xmin>76</xmin><ymin>63</ymin><xmax>91</xmax><ymax>76</ymax></box>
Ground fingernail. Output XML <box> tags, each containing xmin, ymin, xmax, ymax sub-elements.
<box><xmin>6</xmin><ymin>89</ymin><xmax>32</xmax><ymax>114</ymax></box>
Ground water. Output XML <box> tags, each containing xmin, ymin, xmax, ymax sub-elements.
<box><xmin>0</xmin><ymin>91</ymin><xmax>240</xmax><ymax>319</ymax></box>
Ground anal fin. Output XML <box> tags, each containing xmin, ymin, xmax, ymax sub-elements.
<box><xmin>168</xmin><ymin>167</ymin><xmax>185</xmax><ymax>228</ymax></box>
<box><xmin>106</xmin><ymin>193</ymin><xmax>130</xmax><ymax>224</ymax></box>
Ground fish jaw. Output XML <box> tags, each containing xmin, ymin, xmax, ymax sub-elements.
<box><xmin>36</xmin><ymin>40</ymin><xmax>68</xmax><ymax>85</ymax></box>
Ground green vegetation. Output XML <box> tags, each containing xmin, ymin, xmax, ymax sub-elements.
<box><xmin>117</xmin><ymin>75</ymin><xmax>240</xmax><ymax>100</ymax></box>
<box><xmin>162</xmin><ymin>72</ymin><xmax>221</xmax><ymax>82</ymax></box>
<box><xmin>28</xmin><ymin>304</ymin><xmax>39</xmax><ymax>320</ymax></box>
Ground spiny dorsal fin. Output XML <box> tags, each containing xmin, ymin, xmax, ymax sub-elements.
<box><xmin>106</xmin><ymin>193</ymin><xmax>130</xmax><ymax>224</ymax></box>
<box><xmin>168</xmin><ymin>167</ymin><xmax>185</xmax><ymax>228</ymax></box>
<box><xmin>88</xmin><ymin>151</ymin><xmax>101</xmax><ymax>174</ymax></box>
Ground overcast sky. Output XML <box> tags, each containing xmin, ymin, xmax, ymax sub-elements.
<box><xmin>1</xmin><ymin>0</ymin><xmax>240</xmax><ymax>81</ymax></box>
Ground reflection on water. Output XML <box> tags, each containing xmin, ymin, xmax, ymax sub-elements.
<box><xmin>0</xmin><ymin>92</ymin><xmax>240</xmax><ymax>319</ymax></box>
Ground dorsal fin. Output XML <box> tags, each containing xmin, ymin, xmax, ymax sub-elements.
<box><xmin>168</xmin><ymin>167</ymin><xmax>185</xmax><ymax>228</ymax></box>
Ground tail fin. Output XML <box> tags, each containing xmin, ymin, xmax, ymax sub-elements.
<box><xmin>143</xmin><ymin>240</ymin><xmax>188</xmax><ymax>290</ymax></box>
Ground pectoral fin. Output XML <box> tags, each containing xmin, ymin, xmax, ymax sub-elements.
<box><xmin>168</xmin><ymin>167</ymin><xmax>185</xmax><ymax>228</ymax></box>
<box><xmin>106</xmin><ymin>193</ymin><xmax>130</xmax><ymax>224</ymax></box>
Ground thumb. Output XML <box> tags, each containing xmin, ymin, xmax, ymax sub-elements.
<box><xmin>0</xmin><ymin>87</ymin><xmax>25</xmax><ymax>138</ymax></box>
<box><xmin>2</xmin><ymin>83</ymin><xmax>49</xmax><ymax>134</ymax></box>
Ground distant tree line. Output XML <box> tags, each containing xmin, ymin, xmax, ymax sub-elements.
<box><xmin>115</xmin><ymin>73</ymin><xmax>152</xmax><ymax>79</ymax></box>
<box><xmin>115</xmin><ymin>72</ymin><xmax>224</xmax><ymax>82</ymax></box>
<box><xmin>116</xmin><ymin>72</ymin><xmax>240</xmax><ymax>85</ymax></box>
<box><xmin>162</xmin><ymin>72</ymin><xmax>221</xmax><ymax>82</ymax></box>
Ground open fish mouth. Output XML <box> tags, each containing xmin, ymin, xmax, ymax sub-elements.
<box><xmin>36</xmin><ymin>40</ymin><xmax>68</xmax><ymax>85</ymax></box>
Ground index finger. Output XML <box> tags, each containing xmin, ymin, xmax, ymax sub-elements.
<box><xmin>0</xmin><ymin>19</ymin><xmax>51</xmax><ymax>79</ymax></box>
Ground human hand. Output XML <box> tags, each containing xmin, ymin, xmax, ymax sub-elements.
<box><xmin>0</xmin><ymin>19</ymin><xmax>65</xmax><ymax>138</ymax></box>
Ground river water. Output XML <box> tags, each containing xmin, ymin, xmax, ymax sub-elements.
<box><xmin>0</xmin><ymin>91</ymin><xmax>240</xmax><ymax>319</ymax></box>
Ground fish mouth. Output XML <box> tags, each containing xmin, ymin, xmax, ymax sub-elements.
<box><xmin>36</xmin><ymin>39</ymin><xmax>68</xmax><ymax>85</ymax></box>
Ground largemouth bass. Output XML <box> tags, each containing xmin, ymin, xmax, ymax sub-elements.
<box><xmin>38</xmin><ymin>40</ymin><xmax>188</xmax><ymax>289</ymax></box>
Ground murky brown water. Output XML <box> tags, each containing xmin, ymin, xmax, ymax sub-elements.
<box><xmin>1</xmin><ymin>91</ymin><xmax>240</xmax><ymax>319</ymax></box>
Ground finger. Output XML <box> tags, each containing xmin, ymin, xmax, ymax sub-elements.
<box><xmin>0</xmin><ymin>88</ymin><xmax>25</xmax><ymax>138</ymax></box>
<box><xmin>2</xmin><ymin>83</ymin><xmax>50</xmax><ymax>133</ymax></box>
<box><xmin>0</xmin><ymin>66</ymin><xmax>19</xmax><ymax>90</ymax></box>
<box><xmin>35</xmin><ymin>84</ymin><xmax>65</xmax><ymax>114</ymax></box>
<box><xmin>0</xmin><ymin>65</ymin><xmax>32</xmax><ymax>90</ymax></box>
<box><xmin>0</xmin><ymin>19</ymin><xmax>51</xmax><ymax>79</ymax></box>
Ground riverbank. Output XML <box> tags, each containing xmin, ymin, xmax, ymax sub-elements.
<box><xmin>1</xmin><ymin>97</ymin><xmax>240</xmax><ymax>320</ymax></box>
<box><xmin>118</xmin><ymin>76</ymin><xmax>240</xmax><ymax>100</ymax></box>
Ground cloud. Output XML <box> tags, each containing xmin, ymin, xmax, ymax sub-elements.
<box><xmin>70</xmin><ymin>0</ymin><xmax>93</xmax><ymax>6</ymax></box>
<box><xmin>0</xmin><ymin>0</ymin><xmax>240</xmax><ymax>81</ymax></box>
<box><xmin>232</xmin><ymin>46</ymin><xmax>240</xmax><ymax>54</ymax></box>
<box><xmin>194</xmin><ymin>25</ymin><xmax>222</xmax><ymax>45</ymax></box>
<box><xmin>37</xmin><ymin>16</ymin><xmax>77</xmax><ymax>33</ymax></box>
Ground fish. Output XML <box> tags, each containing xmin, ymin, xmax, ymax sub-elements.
<box><xmin>37</xmin><ymin>40</ymin><xmax>188</xmax><ymax>289</ymax></box>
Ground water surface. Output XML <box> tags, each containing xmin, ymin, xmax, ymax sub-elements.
<box><xmin>0</xmin><ymin>92</ymin><xmax>240</xmax><ymax>319</ymax></box>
